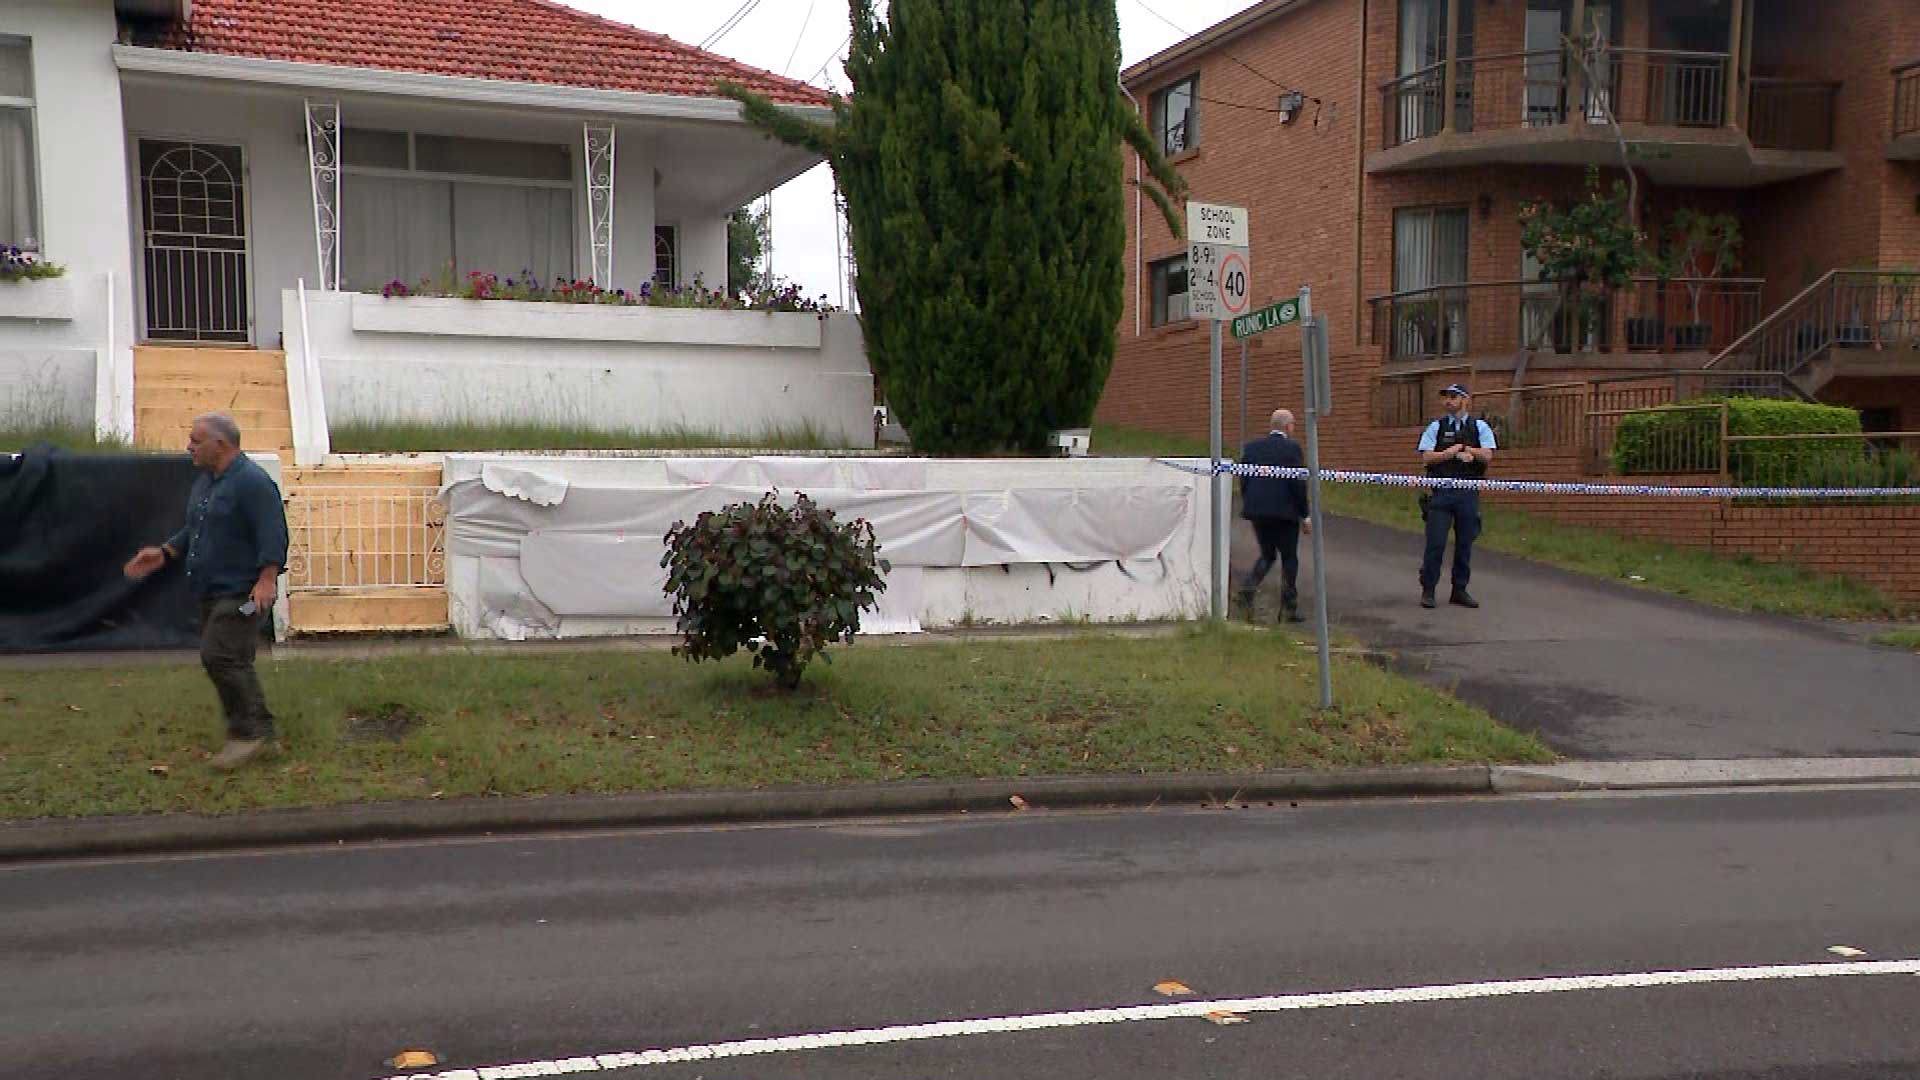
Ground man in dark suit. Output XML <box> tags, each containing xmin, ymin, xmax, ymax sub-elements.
<box><xmin>1236</xmin><ymin>408</ymin><xmax>1312</xmax><ymax>622</ymax></box>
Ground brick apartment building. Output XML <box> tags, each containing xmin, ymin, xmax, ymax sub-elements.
<box><xmin>1098</xmin><ymin>0</ymin><xmax>1920</xmax><ymax>471</ymax></box>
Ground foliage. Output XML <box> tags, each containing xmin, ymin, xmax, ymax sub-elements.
<box><xmin>1612</xmin><ymin>397</ymin><xmax>1869</xmax><ymax>485</ymax></box>
<box><xmin>373</xmin><ymin>267</ymin><xmax>831</xmax><ymax>314</ymax></box>
<box><xmin>727</xmin><ymin>203</ymin><xmax>772</xmax><ymax>298</ymax></box>
<box><xmin>1519</xmin><ymin>167</ymin><xmax>1655</xmax><ymax>320</ymax></box>
<box><xmin>662</xmin><ymin>493</ymin><xmax>890</xmax><ymax>689</ymax></box>
<box><xmin>0</xmin><ymin>245</ymin><xmax>63</xmax><ymax>283</ymax></box>
<box><xmin>718</xmin><ymin>1</ymin><xmax>1187</xmax><ymax>454</ymax></box>
<box><xmin>1666</xmin><ymin>208</ymin><xmax>1743</xmax><ymax>323</ymax></box>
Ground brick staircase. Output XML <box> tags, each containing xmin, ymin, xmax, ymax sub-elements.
<box><xmin>132</xmin><ymin>346</ymin><xmax>295</xmax><ymax>455</ymax></box>
<box><xmin>282</xmin><ymin>462</ymin><xmax>450</xmax><ymax>634</ymax></box>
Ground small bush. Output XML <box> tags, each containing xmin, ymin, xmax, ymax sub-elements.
<box><xmin>661</xmin><ymin>492</ymin><xmax>889</xmax><ymax>689</ymax></box>
<box><xmin>1613</xmin><ymin>397</ymin><xmax>1866</xmax><ymax>483</ymax></box>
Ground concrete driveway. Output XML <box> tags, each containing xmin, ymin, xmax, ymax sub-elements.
<box><xmin>1233</xmin><ymin>513</ymin><xmax>1920</xmax><ymax>760</ymax></box>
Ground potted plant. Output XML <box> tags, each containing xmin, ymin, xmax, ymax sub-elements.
<box><xmin>1520</xmin><ymin>167</ymin><xmax>1655</xmax><ymax>356</ymax></box>
<box><xmin>1626</xmin><ymin>249</ymin><xmax>1675</xmax><ymax>350</ymax></box>
<box><xmin>1665</xmin><ymin>209</ymin><xmax>1742</xmax><ymax>350</ymax></box>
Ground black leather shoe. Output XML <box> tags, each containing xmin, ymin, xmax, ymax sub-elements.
<box><xmin>1420</xmin><ymin>591</ymin><xmax>1437</xmax><ymax>609</ymax></box>
<box><xmin>1282</xmin><ymin>605</ymin><xmax>1305</xmax><ymax>623</ymax></box>
<box><xmin>1450</xmin><ymin>590</ymin><xmax>1480</xmax><ymax>609</ymax></box>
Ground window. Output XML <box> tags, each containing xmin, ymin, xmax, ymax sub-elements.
<box><xmin>1150</xmin><ymin>77</ymin><xmax>1197</xmax><ymax>157</ymax></box>
<box><xmin>0</xmin><ymin>39</ymin><xmax>38</xmax><ymax>251</ymax></box>
<box><xmin>1149</xmin><ymin>254</ymin><xmax>1188</xmax><ymax>327</ymax></box>
<box><xmin>1392</xmin><ymin>206</ymin><xmax>1469</xmax><ymax>356</ymax></box>
<box><xmin>337</xmin><ymin>129</ymin><xmax>575</xmax><ymax>292</ymax></box>
<box><xmin>654</xmin><ymin>226</ymin><xmax>677</xmax><ymax>288</ymax></box>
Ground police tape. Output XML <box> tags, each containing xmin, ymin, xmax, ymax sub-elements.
<box><xmin>1152</xmin><ymin>458</ymin><xmax>1920</xmax><ymax>500</ymax></box>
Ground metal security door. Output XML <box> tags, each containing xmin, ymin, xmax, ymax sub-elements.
<box><xmin>140</xmin><ymin>140</ymin><xmax>250</xmax><ymax>343</ymax></box>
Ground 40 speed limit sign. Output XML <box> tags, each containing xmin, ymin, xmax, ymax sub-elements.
<box><xmin>1186</xmin><ymin>202</ymin><xmax>1250</xmax><ymax>322</ymax></box>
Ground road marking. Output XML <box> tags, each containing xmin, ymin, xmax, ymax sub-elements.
<box><xmin>375</xmin><ymin>959</ymin><xmax>1920</xmax><ymax>1079</ymax></box>
<box><xmin>1828</xmin><ymin>945</ymin><xmax>1867</xmax><ymax>957</ymax></box>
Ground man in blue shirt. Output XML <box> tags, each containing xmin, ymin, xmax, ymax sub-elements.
<box><xmin>1236</xmin><ymin>408</ymin><xmax>1312</xmax><ymax>622</ymax></box>
<box><xmin>1416</xmin><ymin>385</ymin><xmax>1496</xmax><ymax>610</ymax></box>
<box><xmin>124</xmin><ymin>413</ymin><xmax>290</xmax><ymax>771</ymax></box>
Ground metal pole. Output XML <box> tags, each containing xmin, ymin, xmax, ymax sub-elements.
<box><xmin>1238</xmin><ymin>338</ymin><xmax>1249</xmax><ymax>450</ymax></box>
<box><xmin>1301</xmin><ymin>286</ymin><xmax>1333</xmax><ymax>710</ymax></box>
<box><xmin>1209</xmin><ymin>317</ymin><xmax>1226</xmax><ymax>621</ymax></box>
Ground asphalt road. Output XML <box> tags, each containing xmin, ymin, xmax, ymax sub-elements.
<box><xmin>4</xmin><ymin>787</ymin><xmax>1919</xmax><ymax>1079</ymax></box>
<box><xmin>1233</xmin><ymin>513</ymin><xmax>1920</xmax><ymax>760</ymax></box>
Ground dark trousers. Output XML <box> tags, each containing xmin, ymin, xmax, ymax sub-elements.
<box><xmin>1420</xmin><ymin>489</ymin><xmax>1481</xmax><ymax>592</ymax></box>
<box><xmin>1245</xmin><ymin>517</ymin><xmax>1302</xmax><ymax>606</ymax></box>
<box><xmin>199</xmin><ymin>594</ymin><xmax>275</xmax><ymax>741</ymax></box>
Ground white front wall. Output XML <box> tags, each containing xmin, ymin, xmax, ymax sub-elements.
<box><xmin>0</xmin><ymin>0</ymin><xmax>136</xmax><ymax>435</ymax></box>
<box><xmin>290</xmin><ymin>290</ymin><xmax>875</xmax><ymax>447</ymax></box>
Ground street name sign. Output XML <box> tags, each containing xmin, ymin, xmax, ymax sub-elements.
<box><xmin>1229</xmin><ymin>297</ymin><xmax>1300</xmax><ymax>339</ymax></box>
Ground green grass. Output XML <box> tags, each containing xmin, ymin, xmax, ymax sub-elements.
<box><xmin>0</xmin><ymin>627</ymin><xmax>1548</xmax><ymax>820</ymax></box>
<box><xmin>1875</xmin><ymin>629</ymin><xmax>1920</xmax><ymax>651</ymax></box>
<box><xmin>0</xmin><ymin>422</ymin><xmax>133</xmax><ymax>454</ymax></box>
<box><xmin>1095</xmin><ymin>423</ymin><xmax>1904</xmax><ymax>620</ymax></box>
<box><xmin>328</xmin><ymin>419</ymin><xmax>850</xmax><ymax>454</ymax></box>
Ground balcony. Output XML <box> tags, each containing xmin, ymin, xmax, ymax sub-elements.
<box><xmin>1892</xmin><ymin>59</ymin><xmax>1920</xmax><ymax>160</ymax></box>
<box><xmin>1372</xmin><ymin>48</ymin><xmax>1842</xmax><ymax>186</ymax></box>
<box><xmin>1368</xmin><ymin>277</ymin><xmax>1766</xmax><ymax>366</ymax></box>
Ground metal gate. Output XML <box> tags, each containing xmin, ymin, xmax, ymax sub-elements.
<box><xmin>139</xmin><ymin>140</ymin><xmax>250</xmax><ymax>343</ymax></box>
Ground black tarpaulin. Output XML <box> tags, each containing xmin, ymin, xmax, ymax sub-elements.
<box><xmin>0</xmin><ymin>447</ymin><xmax>202</xmax><ymax>653</ymax></box>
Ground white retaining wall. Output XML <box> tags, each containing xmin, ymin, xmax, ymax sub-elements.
<box><xmin>439</xmin><ymin>455</ymin><xmax>1216</xmax><ymax>639</ymax></box>
<box><xmin>286</xmin><ymin>292</ymin><xmax>875</xmax><ymax>453</ymax></box>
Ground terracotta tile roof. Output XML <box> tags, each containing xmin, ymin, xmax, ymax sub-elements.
<box><xmin>149</xmin><ymin>0</ymin><xmax>830</xmax><ymax>107</ymax></box>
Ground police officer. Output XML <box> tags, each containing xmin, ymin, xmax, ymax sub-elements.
<box><xmin>1416</xmin><ymin>384</ymin><xmax>1496</xmax><ymax>609</ymax></box>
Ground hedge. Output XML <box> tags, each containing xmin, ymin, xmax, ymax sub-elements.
<box><xmin>1612</xmin><ymin>397</ymin><xmax>1865</xmax><ymax>485</ymax></box>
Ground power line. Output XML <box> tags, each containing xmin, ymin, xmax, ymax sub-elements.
<box><xmin>782</xmin><ymin>0</ymin><xmax>818</xmax><ymax>76</ymax></box>
<box><xmin>806</xmin><ymin>30</ymin><xmax>853</xmax><ymax>86</ymax></box>
<box><xmin>1127</xmin><ymin>0</ymin><xmax>1317</xmax><ymax>102</ymax></box>
<box><xmin>699</xmin><ymin>0</ymin><xmax>761</xmax><ymax>50</ymax></box>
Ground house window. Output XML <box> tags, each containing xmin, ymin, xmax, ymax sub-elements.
<box><xmin>1149</xmin><ymin>254</ymin><xmax>1188</xmax><ymax>327</ymax></box>
<box><xmin>1392</xmin><ymin>206</ymin><xmax>1470</xmax><ymax>357</ymax></box>
<box><xmin>1150</xmin><ymin>77</ymin><xmax>1198</xmax><ymax>157</ymax></box>
<box><xmin>338</xmin><ymin>128</ymin><xmax>575</xmax><ymax>292</ymax></box>
<box><xmin>654</xmin><ymin>226</ymin><xmax>677</xmax><ymax>288</ymax></box>
<box><xmin>0</xmin><ymin>39</ymin><xmax>39</xmax><ymax>251</ymax></box>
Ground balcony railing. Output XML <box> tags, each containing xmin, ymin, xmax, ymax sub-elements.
<box><xmin>1748</xmin><ymin>79</ymin><xmax>1840</xmax><ymax>152</ymax></box>
<box><xmin>1383</xmin><ymin>48</ymin><xmax>1731</xmax><ymax>150</ymax></box>
<box><xmin>1896</xmin><ymin>59</ymin><xmax>1920</xmax><ymax>139</ymax></box>
<box><xmin>1710</xmin><ymin>270</ymin><xmax>1920</xmax><ymax>377</ymax></box>
<box><xmin>1368</xmin><ymin>278</ymin><xmax>1765</xmax><ymax>363</ymax></box>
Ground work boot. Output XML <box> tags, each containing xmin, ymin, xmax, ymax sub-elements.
<box><xmin>1420</xmin><ymin>589</ymin><xmax>1437</xmax><ymax>609</ymax></box>
<box><xmin>208</xmin><ymin>738</ymin><xmax>269</xmax><ymax>773</ymax></box>
<box><xmin>1450</xmin><ymin>589</ymin><xmax>1480</xmax><ymax>609</ymax></box>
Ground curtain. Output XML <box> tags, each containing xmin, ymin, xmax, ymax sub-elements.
<box><xmin>343</xmin><ymin>174</ymin><xmax>453</xmax><ymax>292</ymax></box>
<box><xmin>451</xmin><ymin>184</ymin><xmax>574</xmax><ymax>286</ymax></box>
<box><xmin>0</xmin><ymin>108</ymin><xmax>34</xmax><ymax>248</ymax></box>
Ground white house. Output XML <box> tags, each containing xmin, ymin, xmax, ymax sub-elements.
<box><xmin>0</xmin><ymin>0</ymin><xmax>873</xmax><ymax>459</ymax></box>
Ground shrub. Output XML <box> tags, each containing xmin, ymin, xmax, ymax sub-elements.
<box><xmin>661</xmin><ymin>492</ymin><xmax>890</xmax><ymax>689</ymax></box>
<box><xmin>1613</xmin><ymin>397</ymin><xmax>1866</xmax><ymax>483</ymax></box>
<box><xmin>0</xmin><ymin>246</ymin><xmax>63</xmax><ymax>283</ymax></box>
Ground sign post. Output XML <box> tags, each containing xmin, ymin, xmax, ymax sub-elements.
<box><xmin>1298</xmin><ymin>288</ymin><xmax>1334</xmax><ymax>711</ymax></box>
<box><xmin>1188</xmin><ymin>202</ymin><xmax>1250</xmax><ymax>622</ymax></box>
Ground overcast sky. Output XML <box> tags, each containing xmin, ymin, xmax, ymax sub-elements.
<box><xmin>563</xmin><ymin>0</ymin><xmax>1264</xmax><ymax>304</ymax></box>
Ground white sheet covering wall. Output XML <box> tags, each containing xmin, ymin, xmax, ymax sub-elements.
<box><xmin>437</xmin><ymin>455</ymin><xmax>1209</xmax><ymax>640</ymax></box>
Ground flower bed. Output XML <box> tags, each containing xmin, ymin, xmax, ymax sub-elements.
<box><xmin>377</xmin><ymin>270</ymin><xmax>832</xmax><ymax>314</ymax></box>
<box><xmin>0</xmin><ymin>245</ymin><xmax>64</xmax><ymax>284</ymax></box>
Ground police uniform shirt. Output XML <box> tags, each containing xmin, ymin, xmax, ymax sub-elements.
<box><xmin>1418</xmin><ymin>415</ymin><xmax>1499</xmax><ymax>453</ymax></box>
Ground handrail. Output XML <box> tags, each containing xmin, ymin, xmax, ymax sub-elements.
<box><xmin>1751</xmin><ymin>76</ymin><xmax>1841</xmax><ymax>87</ymax></box>
<box><xmin>1378</xmin><ymin>47</ymin><xmax>1726</xmax><ymax>92</ymax></box>
<box><xmin>1705</xmin><ymin>269</ymin><xmax>1842</xmax><ymax>369</ymax></box>
<box><xmin>1606</xmin><ymin>47</ymin><xmax>1731</xmax><ymax>61</ymax></box>
<box><xmin>1368</xmin><ymin>276</ymin><xmax>1764</xmax><ymax>306</ymax></box>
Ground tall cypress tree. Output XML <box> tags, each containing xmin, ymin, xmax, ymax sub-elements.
<box><xmin>722</xmin><ymin>0</ymin><xmax>1185</xmax><ymax>455</ymax></box>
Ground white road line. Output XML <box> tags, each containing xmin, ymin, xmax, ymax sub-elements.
<box><xmin>377</xmin><ymin>959</ymin><xmax>1920</xmax><ymax>1079</ymax></box>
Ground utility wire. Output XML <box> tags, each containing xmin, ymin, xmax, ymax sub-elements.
<box><xmin>1127</xmin><ymin>0</ymin><xmax>1323</xmax><ymax>105</ymax></box>
<box><xmin>781</xmin><ymin>0</ymin><xmax>818</xmax><ymax>77</ymax></box>
<box><xmin>699</xmin><ymin>0</ymin><xmax>761</xmax><ymax>50</ymax></box>
<box><xmin>806</xmin><ymin>30</ymin><xmax>854</xmax><ymax>86</ymax></box>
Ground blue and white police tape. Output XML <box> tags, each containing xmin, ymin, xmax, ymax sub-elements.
<box><xmin>1153</xmin><ymin>458</ymin><xmax>1920</xmax><ymax>501</ymax></box>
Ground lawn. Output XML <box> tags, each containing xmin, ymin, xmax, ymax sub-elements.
<box><xmin>0</xmin><ymin>627</ymin><xmax>1548</xmax><ymax>820</ymax></box>
<box><xmin>1875</xmin><ymin>629</ymin><xmax>1920</xmax><ymax>651</ymax></box>
<box><xmin>1093</xmin><ymin>422</ymin><xmax>1904</xmax><ymax>620</ymax></box>
<box><xmin>328</xmin><ymin>419</ymin><xmax>852</xmax><ymax>454</ymax></box>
